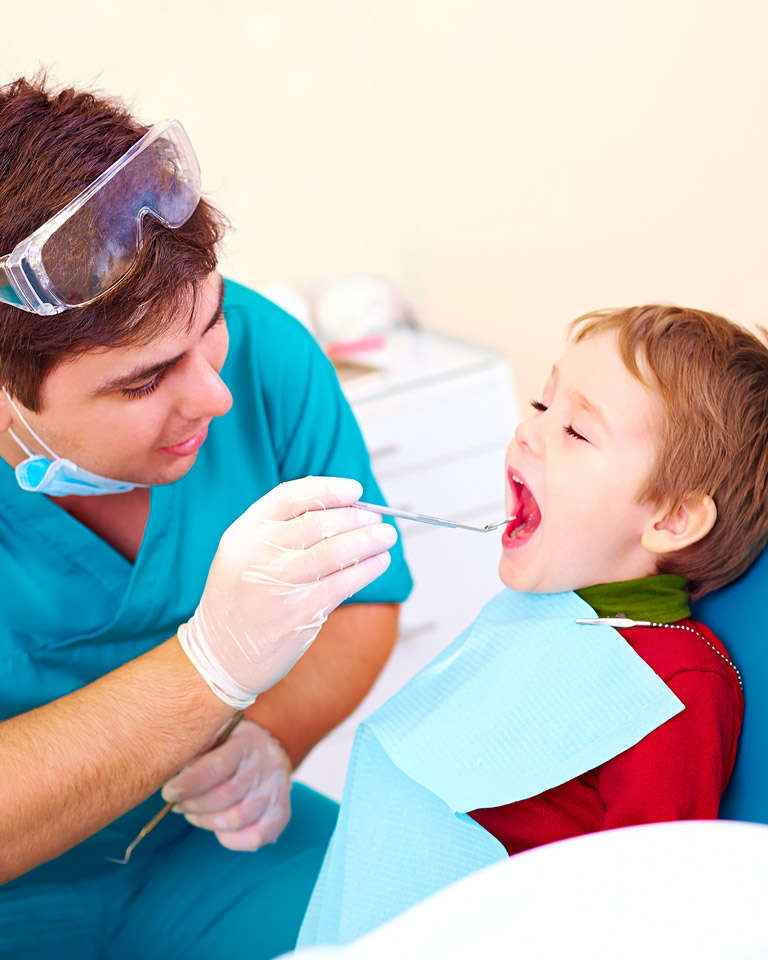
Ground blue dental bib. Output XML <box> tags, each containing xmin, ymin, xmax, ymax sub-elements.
<box><xmin>299</xmin><ymin>589</ymin><xmax>683</xmax><ymax>946</ymax></box>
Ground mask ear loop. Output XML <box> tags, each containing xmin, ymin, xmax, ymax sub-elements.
<box><xmin>2</xmin><ymin>387</ymin><xmax>60</xmax><ymax>460</ymax></box>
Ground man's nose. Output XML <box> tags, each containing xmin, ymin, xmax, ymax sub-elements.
<box><xmin>177</xmin><ymin>353</ymin><xmax>233</xmax><ymax>421</ymax></box>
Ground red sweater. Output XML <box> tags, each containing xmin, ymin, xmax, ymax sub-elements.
<box><xmin>469</xmin><ymin>618</ymin><xmax>744</xmax><ymax>855</ymax></box>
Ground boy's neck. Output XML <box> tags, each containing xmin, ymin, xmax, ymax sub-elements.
<box><xmin>576</xmin><ymin>574</ymin><xmax>690</xmax><ymax>623</ymax></box>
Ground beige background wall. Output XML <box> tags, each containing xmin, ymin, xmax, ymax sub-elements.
<box><xmin>3</xmin><ymin>0</ymin><xmax>767</xmax><ymax>411</ymax></box>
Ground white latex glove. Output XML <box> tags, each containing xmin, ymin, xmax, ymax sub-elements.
<box><xmin>178</xmin><ymin>476</ymin><xmax>397</xmax><ymax>709</ymax></box>
<box><xmin>161</xmin><ymin>718</ymin><xmax>292</xmax><ymax>851</ymax></box>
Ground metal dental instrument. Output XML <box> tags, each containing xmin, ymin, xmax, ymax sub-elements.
<box><xmin>575</xmin><ymin>617</ymin><xmax>654</xmax><ymax>628</ymax></box>
<box><xmin>106</xmin><ymin>711</ymin><xmax>245</xmax><ymax>865</ymax></box>
<box><xmin>354</xmin><ymin>501</ymin><xmax>515</xmax><ymax>533</ymax></box>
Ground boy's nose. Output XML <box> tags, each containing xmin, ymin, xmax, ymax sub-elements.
<box><xmin>514</xmin><ymin>415</ymin><xmax>545</xmax><ymax>456</ymax></box>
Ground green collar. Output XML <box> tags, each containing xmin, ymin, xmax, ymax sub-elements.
<box><xmin>576</xmin><ymin>574</ymin><xmax>690</xmax><ymax>623</ymax></box>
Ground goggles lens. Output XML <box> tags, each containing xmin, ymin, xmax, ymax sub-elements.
<box><xmin>1</xmin><ymin>120</ymin><xmax>201</xmax><ymax>314</ymax></box>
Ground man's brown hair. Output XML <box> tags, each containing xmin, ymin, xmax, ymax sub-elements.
<box><xmin>0</xmin><ymin>74</ymin><xmax>227</xmax><ymax>411</ymax></box>
<box><xmin>571</xmin><ymin>305</ymin><xmax>768</xmax><ymax>598</ymax></box>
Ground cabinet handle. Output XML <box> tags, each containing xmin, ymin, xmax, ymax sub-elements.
<box><xmin>369</xmin><ymin>443</ymin><xmax>399</xmax><ymax>462</ymax></box>
<box><xmin>398</xmin><ymin>622</ymin><xmax>438</xmax><ymax>643</ymax></box>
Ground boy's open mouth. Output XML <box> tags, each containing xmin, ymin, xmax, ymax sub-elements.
<box><xmin>504</xmin><ymin>470</ymin><xmax>542</xmax><ymax>544</ymax></box>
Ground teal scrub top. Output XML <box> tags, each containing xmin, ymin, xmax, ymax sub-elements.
<box><xmin>0</xmin><ymin>279</ymin><xmax>412</xmax><ymax>884</ymax></box>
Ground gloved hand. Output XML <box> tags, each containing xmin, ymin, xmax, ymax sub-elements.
<box><xmin>178</xmin><ymin>476</ymin><xmax>397</xmax><ymax>709</ymax></box>
<box><xmin>161</xmin><ymin>718</ymin><xmax>292</xmax><ymax>851</ymax></box>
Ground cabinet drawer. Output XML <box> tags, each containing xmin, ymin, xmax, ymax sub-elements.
<box><xmin>398</xmin><ymin>511</ymin><xmax>504</xmax><ymax>639</ymax></box>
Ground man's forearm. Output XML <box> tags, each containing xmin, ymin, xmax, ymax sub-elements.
<box><xmin>247</xmin><ymin>603</ymin><xmax>400</xmax><ymax>767</ymax></box>
<box><xmin>0</xmin><ymin>637</ymin><xmax>233</xmax><ymax>884</ymax></box>
<box><xmin>0</xmin><ymin>604</ymin><xmax>399</xmax><ymax>881</ymax></box>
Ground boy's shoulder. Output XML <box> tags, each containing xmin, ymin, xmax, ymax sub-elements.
<box><xmin>617</xmin><ymin>618</ymin><xmax>742</xmax><ymax>694</ymax></box>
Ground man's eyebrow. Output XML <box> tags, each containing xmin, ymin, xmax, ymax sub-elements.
<box><xmin>94</xmin><ymin>279</ymin><xmax>226</xmax><ymax>395</ymax></box>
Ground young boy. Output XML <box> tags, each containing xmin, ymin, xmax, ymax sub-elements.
<box><xmin>470</xmin><ymin>303</ymin><xmax>759</xmax><ymax>851</ymax></box>
<box><xmin>299</xmin><ymin>303</ymin><xmax>768</xmax><ymax>947</ymax></box>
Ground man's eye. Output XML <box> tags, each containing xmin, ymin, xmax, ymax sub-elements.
<box><xmin>564</xmin><ymin>424</ymin><xmax>588</xmax><ymax>442</ymax></box>
<box><xmin>530</xmin><ymin>399</ymin><xmax>548</xmax><ymax>412</ymax></box>
<box><xmin>206</xmin><ymin>310</ymin><xmax>226</xmax><ymax>334</ymax></box>
<box><xmin>122</xmin><ymin>372</ymin><xmax>164</xmax><ymax>399</ymax></box>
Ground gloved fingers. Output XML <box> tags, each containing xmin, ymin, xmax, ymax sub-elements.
<box><xmin>234</xmin><ymin>507</ymin><xmax>383</xmax><ymax>572</ymax></box>
<box><xmin>170</xmin><ymin>745</ymin><xmax>285</xmax><ymax>814</ymax></box>
<box><xmin>161</xmin><ymin>735</ymin><xmax>245</xmax><ymax>804</ymax></box>
<box><xmin>256</xmin><ymin>521</ymin><xmax>397</xmax><ymax>586</ymax></box>
<box><xmin>241</xmin><ymin>476</ymin><xmax>364</xmax><ymax>524</ymax></box>
<box><xmin>312</xmin><ymin>549</ymin><xmax>394</xmax><ymax>608</ymax></box>
<box><xmin>213</xmin><ymin>782</ymin><xmax>292</xmax><ymax>852</ymax></box>
<box><xmin>182</xmin><ymin>790</ymin><xmax>271</xmax><ymax>831</ymax></box>
<box><xmin>178</xmin><ymin>476</ymin><xmax>398</xmax><ymax>710</ymax></box>
<box><xmin>213</xmin><ymin>816</ymin><xmax>287</xmax><ymax>852</ymax></box>
<box><xmin>183</xmin><ymin>769</ymin><xmax>290</xmax><ymax>846</ymax></box>
<box><xmin>279</xmin><ymin>505</ymin><xmax>383</xmax><ymax>551</ymax></box>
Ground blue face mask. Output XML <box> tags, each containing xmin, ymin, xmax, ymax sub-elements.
<box><xmin>4</xmin><ymin>390</ymin><xmax>146</xmax><ymax>496</ymax></box>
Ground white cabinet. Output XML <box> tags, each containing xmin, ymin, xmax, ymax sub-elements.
<box><xmin>296</xmin><ymin>328</ymin><xmax>520</xmax><ymax>800</ymax></box>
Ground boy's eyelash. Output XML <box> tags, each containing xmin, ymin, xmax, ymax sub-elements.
<box><xmin>122</xmin><ymin>371</ymin><xmax>165</xmax><ymax>399</ymax></box>
<box><xmin>564</xmin><ymin>424</ymin><xmax>588</xmax><ymax>442</ymax></box>
<box><xmin>530</xmin><ymin>399</ymin><xmax>588</xmax><ymax>442</ymax></box>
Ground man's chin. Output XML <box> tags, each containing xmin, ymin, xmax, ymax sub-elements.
<box><xmin>135</xmin><ymin>451</ymin><xmax>201</xmax><ymax>487</ymax></box>
<box><xmin>157</xmin><ymin>456</ymin><xmax>201</xmax><ymax>485</ymax></box>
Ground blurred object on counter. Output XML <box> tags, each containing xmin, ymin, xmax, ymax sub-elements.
<box><xmin>261</xmin><ymin>274</ymin><xmax>416</xmax><ymax>353</ymax></box>
<box><xmin>260</xmin><ymin>273</ymin><xmax>417</xmax><ymax>390</ymax></box>
<box><xmin>303</xmin><ymin>273</ymin><xmax>417</xmax><ymax>344</ymax></box>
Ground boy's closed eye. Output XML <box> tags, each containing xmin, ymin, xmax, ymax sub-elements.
<box><xmin>529</xmin><ymin>398</ymin><xmax>590</xmax><ymax>443</ymax></box>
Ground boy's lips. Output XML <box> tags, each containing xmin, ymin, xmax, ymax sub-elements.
<box><xmin>502</xmin><ymin>468</ymin><xmax>542</xmax><ymax>548</ymax></box>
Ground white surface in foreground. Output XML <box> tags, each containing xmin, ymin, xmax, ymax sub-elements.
<box><xmin>288</xmin><ymin>819</ymin><xmax>768</xmax><ymax>959</ymax></box>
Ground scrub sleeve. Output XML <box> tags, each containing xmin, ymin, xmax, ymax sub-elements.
<box><xmin>0</xmin><ymin>280</ymin><xmax>412</xmax><ymax>959</ymax></box>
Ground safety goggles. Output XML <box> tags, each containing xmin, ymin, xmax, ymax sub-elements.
<box><xmin>0</xmin><ymin>119</ymin><xmax>201</xmax><ymax>316</ymax></box>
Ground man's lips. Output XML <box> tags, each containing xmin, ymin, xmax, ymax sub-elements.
<box><xmin>502</xmin><ymin>468</ymin><xmax>542</xmax><ymax>548</ymax></box>
<box><xmin>159</xmin><ymin>424</ymin><xmax>209</xmax><ymax>457</ymax></box>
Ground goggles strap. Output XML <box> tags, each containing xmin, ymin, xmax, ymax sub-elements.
<box><xmin>0</xmin><ymin>256</ymin><xmax>28</xmax><ymax>310</ymax></box>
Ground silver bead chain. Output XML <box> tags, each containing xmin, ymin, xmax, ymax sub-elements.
<box><xmin>635</xmin><ymin>620</ymin><xmax>743</xmax><ymax>691</ymax></box>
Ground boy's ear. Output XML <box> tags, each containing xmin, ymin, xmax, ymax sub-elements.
<box><xmin>641</xmin><ymin>494</ymin><xmax>717</xmax><ymax>556</ymax></box>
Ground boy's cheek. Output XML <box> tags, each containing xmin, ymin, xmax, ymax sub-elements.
<box><xmin>498</xmin><ymin>555</ymin><xmax>518</xmax><ymax>590</ymax></box>
<box><xmin>498</xmin><ymin>549</ymin><xmax>536</xmax><ymax>593</ymax></box>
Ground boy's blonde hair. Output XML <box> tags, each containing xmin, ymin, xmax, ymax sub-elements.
<box><xmin>571</xmin><ymin>305</ymin><xmax>768</xmax><ymax>599</ymax></box>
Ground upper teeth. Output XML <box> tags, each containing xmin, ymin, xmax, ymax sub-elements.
<box><xmin>512</xmin><ymin>474</ymin><xmax>523</xmax><ymax>484</ymax></box>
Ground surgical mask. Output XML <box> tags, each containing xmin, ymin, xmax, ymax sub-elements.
<box><xmin>3</xmin><ymin>390</ymin><xmax>146</xmax><ymax>496</ymax></box>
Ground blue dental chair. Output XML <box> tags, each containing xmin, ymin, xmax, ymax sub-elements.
<box><xmin>693</xmin><ymin>546</ymin><xmax>768</xmax><ymax>824</ymax></box>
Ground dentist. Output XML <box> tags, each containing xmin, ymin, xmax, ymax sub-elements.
<box><xmin>0</xmin><ymin>76</ymin><xmax>411</xmax><ymax>959</ymax></box>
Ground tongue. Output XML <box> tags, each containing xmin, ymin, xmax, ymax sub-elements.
<box><xmin>512</xmin><ymin>482</ymin><xmax>541</xmax><ymax>537</ymax></box>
